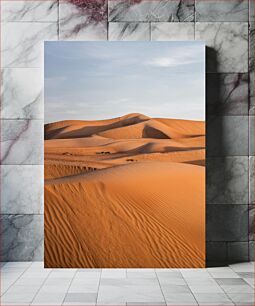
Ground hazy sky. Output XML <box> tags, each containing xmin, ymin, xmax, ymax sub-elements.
<box><xmin>45</xmin><ymin>41</ymin><xmax>205</xmax><ymax>123</ymax></box>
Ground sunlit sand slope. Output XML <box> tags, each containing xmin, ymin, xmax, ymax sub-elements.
<box><xmin>44</xmin><ymin>113</ymin><xmax>205</xmax><ymax>268</ymax></box>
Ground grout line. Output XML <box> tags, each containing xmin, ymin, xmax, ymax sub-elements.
<box><xmin>95</xmin><ymin>268</ymin><xmax>102</xmax><ymax>305</ymax></box>
<box><xmin>1</xmin><ymin>261</ymin><xmax>33</xmax><ymax>296</ymax></box>
<box><xmin>154</xmin><ymin>269</ymin><xmax>167</xmax><ymax>306</ymax></box>
<box><xmin>29</xmin><ymin>267</ymin><xmax>53</xmax><ymax>305</ymax></box>
<box><xmin>61</xmin><ymin>268</ymin><xmax>78</xmax><ymax>305</ymax></box>
<box><xmin>207</xmin><ymin>267</ymin><xmax>238</xmax><ymax>305</ymax></box>
<box><xmin>178</xmin><ymin>268</ymin><xmax>200</xmax><ymax>305</ymax></box>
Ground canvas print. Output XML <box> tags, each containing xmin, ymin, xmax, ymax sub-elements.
<box><xmin>44</xmin><ymin>41</ymin><xmax>205</xmax><ymax>268</ymax></box>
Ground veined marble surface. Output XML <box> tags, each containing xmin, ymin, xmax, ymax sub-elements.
<box><xmin>207</xmin><ymin>115</ymin><xmax>249</xmax><ymax>156</ymax></box>
<box><xmin>207</xmin><ymin>156</ymin><xmax>249</xmax><ymax>205</ymax></box>
<box><xmin>0</xmin><ymin>0</ymin><xmax>254</xmax><ymax>263</ymax></box>
<box><xmin>249</xmin><ymin>203</ymin><xmax>254</xmax><ymax>240</ymax></box>
<box><xmin>1</xmin><ymin>0</ymin><xmax>58</xmax><ymax>22</ymax></box>
<box><xmin>250</xmin><ymin>0</ymin><xmax>254</xmax><ymax>21</ymax></box>
<box><xmin>0</xmin><ymin>215</ymin><xmax>43</xmax><ymax>261</ymax></box>
<box><xmin>109</xmin><ymin>22</ymin><xmax>150</xmax><ymax>40</ymax></box>
<box><xmin>249</xmin><ymin>156</ymin><xmax>254</xmax><ymax>205</ymax></box>
<box><xmin>196</xmin><ymin>0</ymin><xmax>248</xmax><ymax>22</ymax></box>
<box><xmin>108</xmin><ymin>0</ymin><xmax>195</xmax><ymax>22</ymax></box>
<box><xmin>151</xmin><ymin>22</ymin><xmax>194</xmax><ymax>40</ymax></box>
<box><xmin>249</xmin><ymin>116</ymin><xmax>254</xmax><ymax>155</ymax></box>
<box><xmin>1</xmin><ymin>22</ymin><xmax>58</xmax><ymax>68</ymax></box>
<box><xmin>1</xmin><ymin>165</ymin><xmax>43</xmax><ymax>214</ymax></box>
<box><xmin>195</xmin><ymin>22</ymin><xmax>248</xmax><ymax>73</ymax></box>
<box><xmin>249</xmin><ymin>25</ymin><xmax>254</xmax><ymax>114</ymax></box>
<box><xmin>206</xmin><ymin>73</ymin><xmax>249</xmax><ymax>116</ymax></box>
<box><xmin>207</xmin><ymin>205</ymin><xmax>248</xmax><ymax>241</ymax></box>
<box><xmin>1</xmin><ymin>68</ymin><xmax>43</xmax><ymax>119</ymax></box>
<box><xmin>1</xmin><ymin>120</ymin><xmax>43</xmax><ymax>165</ymax></box>
<box><xmin>59</xmin><ymin>1</ymin><xmax>107</xmax><ymax>40</ymax></box>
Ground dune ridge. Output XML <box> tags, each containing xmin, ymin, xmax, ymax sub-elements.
<box><xmin>44</xmin><ymin>113</ymin><xmax>205</xmax><ymax>268</ymax></box>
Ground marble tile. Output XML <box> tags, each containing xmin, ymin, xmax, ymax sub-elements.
<box><xmin>249</xmin><ymin>25</ymin><xmax>254</xmax><ymax>114</ymax></box>
<box><xmin>32</xmin><ymin>291</ymin><xmax>66</xmax><ymax>305</ymax></box>
<box><xmin>108</xmin><ymin>0</ymin><xmax>195</xmax><ymax>22</ymax></box>
<box><xmin>64</xmin><ymin>293</ymin><xmax>97</xmax><ymax>303</ymax></box>
<box><xmin>1</xmin><ymin>22</ymin><xmax>58</xmax><ymax>68</ymax></box>
<box><xmin>249</xmin><ymin>70</ymin><xmax>254</xmax><ymax>114</ymax></box>
<box><xmin>207</xmin><ymin>267</ymin><xmax>240</xmax><ymax>279</ymax></box>
<box><xmin>249</xmin><ymin>115</ymin><xmax>254</xmax><ymax>155</ymax></box>
<box><xmin>59</xmin><ymin>1</ymin><xmax>107</xmax><ymax>40</ymax></box>
<box><xmin>126</xmin><ymin>269</ymin><xmax>156</xmax><ymax>278</ymax></box>
<box><xmin>207</xmin><ymin>156</ymin><xmax>249</xmax><ymax>204</ymax></box>
<box><xmin>109</xmin><ymin>22</ymin><xmax>150</xmax><ymax>40</ymax></box>
<box><xmin>249</xmin><ymin>204</ymin><xmax>254</xmax><ymax>240</ymax></box>
<box><xmin>0</xmin><ymin>215</ymin><xmax>43</xmax><ymax>261</ymax></box>
<box><xmin>161</xmin><ymin>284</ymin><xmax>191</xmax><ymax>294</ymax></box>
<box><xmin>227</xmin><ymin>242</ymin><xmax>249</xmax><ymax>262</ymax></box>
<box><xmin>206</xmin><ymin>205</ymin><xmax>248</xmax><ymax>241</ymax></box>
<box><xmin>227</xmin><ymin>292</ymin><xmax>254</xmax><ymax>305</ymax></box>
<box><xmin>151</xmin><ymin>22</ymin><xmax>194</xmax><ymax>40</ymax></box>
<box><xmin>230</xmin><ymin>262</ymin><xmax>254</xmax><ymax>272</ymax></box>
<box><xmin>207</xmin><ymin>116</ymin><xmax>248</xmax><ymax>156</ymax></box>
<box><xmin>68</xmin><ymin>278</ymin><xmax>99</xmax><ymax>293</ymax></box>
<box><xmin>1</xmin><ymin>165</ymin><xmax>43</xmax><ymax>214</ymax></box>
<box><xmin>1</xmin><ymin>120</ymin><xmax>43</xmax><ymax>165</ymax></box>
<box><xmin>196</xmin><ymin>0</ymin><xmax>248</xmax><ymax>22</ymax></box>
<box><xmin>195</xmin><ymin>22</ymin><xmax>248</xmax><ymax>73</ymax></box>
<box><xmin>206</xmin><ymin>242</ymin><xmax>227</xmax><ymax>266</ymax></box>
<box><xmin>249</xmin><ymin>24</ymin><xmax>254</xmax><ymax>72</ymax></box>
<box><xmin>206</xmin><ymin>73</ymin><xmax>248</xmax><ymax>116</ymax></box>
<box><xmin>249</xmin><ymin>241</ymin><xmax>254</xmax><ymax>261</ymax></box>
<box><xmin>192</xmin><ymin>293</ymin><xmax>234</xmax><ymax>305</ymax></box>
<box><xmin>163</xmin><ymin>293</ymin><xmax>197</xmax><ymax>305</ymax></box>
<box><xmin>250</xmin><ymin>0</ymin><xmax>255</xmax><ymax>21</ymax></box>
<box><xmin>249</xmin><ymin>156</ymin><xmax>254</xmax><ymax>205</ymax></box>
<box><xmin>2</xmin><ymin>288</ymin><xmax>37</xmax><ymax>304</ymax></box>
<box><xmin>1</xmin><ymin>68</ymin><xmax>43</xmax><ymax>119</ymax></box>
<box><xmin>101</xmin><ymin>269</ymin><xmax>126</xmax><ymax>278</ymax></box>
<box><xmin>1</xmin><ymin>0</ymin><xmax>58</xmax><ymax>22</ymax></box>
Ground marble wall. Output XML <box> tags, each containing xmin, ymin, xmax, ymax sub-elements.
<box><xmin>0</xmin><ymin>0</ymin><xmax>254</xmax><ymax>265</ymax></box>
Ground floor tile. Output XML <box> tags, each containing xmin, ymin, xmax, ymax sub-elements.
<box><xmin>161</xmin><ymin>284</ymin><xmax>191</xmax><ymax>294</ymax></box>
<box><xmin>64</xmin><ymin>292</ymin><xmax>97</xmax><ymax>303</ymax></box>
<box><xmin>227</xmin><ymin>292</ymin><xmax>254</xmax><ymax>305</ymax></box>
<box><xmin>163</xmin><ymin>293</ymin><xmax>198</xmax><ymax>305</ymax></box>
<box><xmin>68</xmin><ymin>278</ymin><xmax>99</xmax><ymax>293</ymax></box>
<box><xmin>101</xmin><ymin>268</ymin><xmax>126</xmax><ymax>279</ymax></box>
<box><xmin>243</xmin><ymin>277</ymin><xmax>255</xmax><ymax>288</ymax></box>
<box><xmin>31</xmin><ymin>291</ymin><xmax>66</xmax><ymax>305</ymax></box>
<box><xmin>189</xmin><ymin>283</ymin><xmax>224</xmax><ymax>293</ymax></box>
<box><xmin>75</xmin><ymin>270</ymin><xmax>101</xmax><ymax>279</ymax></box>
<box><xmin>127</xmin><ymin>269</ymin><xmax>157</xmax><ymax>278</ymax></box>
<box><xmin>193</xmin><ymin>293</ymin><xmax>234</xmax><ymax>305</ymax></box>
<box><xmin>237</xmin><ymin>272</ymin><xmax>254</xmax><ymax>278</ymax></box>
<box><xmin>180</xmin><ymin>269</ymin><xmax>211</xmax><ymax>278</ymax></box>
<box><xmin>230</xmin><ymin>262</ymin><xmax>254</xmax><ymax>272</ymax></box>
<box><xmin>221</xmin><ymin>284</ymin><xmax>253</xmax><ymax>293</ymax></box>
<box><xmin>215</xmin><ymin>278</ymin><xmax>247</xmax><ymax>285</ymax></box>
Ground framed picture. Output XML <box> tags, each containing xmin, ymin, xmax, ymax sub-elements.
<box><xmin>44</xmin><ymin>41</ymin><xmax>205</xmax><ymax>268</ymax></box>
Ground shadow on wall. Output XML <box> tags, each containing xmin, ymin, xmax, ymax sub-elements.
<box><xmin>206</xmin><ymin>47</ymin><xmax>223</xmax><ymax>267</ymax></box>
<box><xmin>205</xmin><ymin>47</ymin><xmax>248</xmax><ymax>267</ymax></box>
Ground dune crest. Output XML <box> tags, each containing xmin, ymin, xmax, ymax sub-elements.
<box><xmin>45</xmin><ymin>113</ymin><xmax>205</xmax><ymax>268</ymax></box>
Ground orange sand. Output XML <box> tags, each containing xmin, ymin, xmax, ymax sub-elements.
<box><xmin>44</xmin><ymin>113</ymin><xmax>205</xmax><ymax>268</ymax></box>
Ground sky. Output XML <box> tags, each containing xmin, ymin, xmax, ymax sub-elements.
<box><xmin>44</xmin><ymin>41</ymin><xmax>205</xmax><ymax>123</ymax></box>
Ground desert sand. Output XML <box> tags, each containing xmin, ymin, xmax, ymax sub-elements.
<box><xmin>44</xmin><ymin>113</ymin><xmax>205</xmax><ymax>268</ymax></box>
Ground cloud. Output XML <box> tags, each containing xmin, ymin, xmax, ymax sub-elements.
<box><xmin>147</xmin><ymin>55</ymin><xmax>200</xmax><ymax>68</ymax></box>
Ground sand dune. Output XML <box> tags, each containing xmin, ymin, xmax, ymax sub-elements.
<box><xmin>44</xmin><ymin>113</ymin><xmax>205</xmax><ymax>268</ymax></box>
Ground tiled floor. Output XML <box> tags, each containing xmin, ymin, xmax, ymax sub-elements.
<box><xmin>0</xmin><ymin>262</ymin><xmax>254</xmax><ymax>305</ymax></box>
